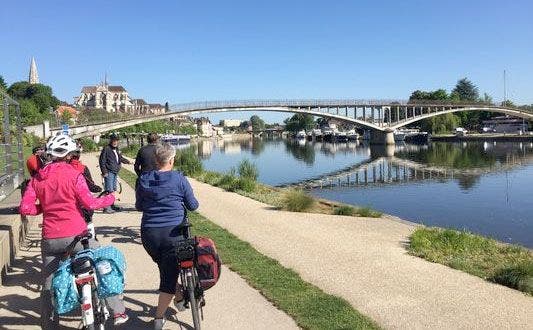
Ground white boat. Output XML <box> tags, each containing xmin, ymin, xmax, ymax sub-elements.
<box><xmin>394</xmin><ymin>130</ymin><xmax>406</xmax><ymax>142</ymax></box>
<box><xmin>161</xmin><ymin>134</ymin><xmax>191</xmax><ymax>144</ymax></box>
<box><xmin>347</xmin><ymin>129</ymin><xmax>359</xmax><ymax>140</ymax></box>
<box><xmin>296</xmin><ymin>130</ymin><xmax>306</xmax><ymax>139</ymax></box>
<box><xmin>336</xmin><ymin>131</ymin><xmax>348</xmax><ymax>142</ymax></box>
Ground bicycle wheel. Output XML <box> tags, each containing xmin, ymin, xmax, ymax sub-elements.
<box><xmin>187</xmin><ymin>272</ymin><xmax>201</xmax><ymax>330</ymax></box>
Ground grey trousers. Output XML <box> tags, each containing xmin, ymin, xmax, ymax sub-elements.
<box><xmin>41</xmin><ymin>237</ymin><xmax>126</xmax><ymax>329</ymax></box>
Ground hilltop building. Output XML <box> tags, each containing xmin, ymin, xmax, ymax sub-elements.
<box><xmin>220</xmin><ymin>119</ymin><xmax>242</xmax><ymax>128</ymax></box>
<box><xmin>196</xmin><ymin>117</ymin><xmax>213</xmax><ymax>137</ymax></box>
<box><xmin>74</xmin><ymin>78</ymin><xmax>166</xmax><ymax>115</ymax></box>
<box><xmin>28</xmin><ymin>57</ymin><xmax>39</xmax><ymax>84</ymax></box>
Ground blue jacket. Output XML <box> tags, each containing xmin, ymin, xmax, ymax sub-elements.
<box><xmin>135</xmin><ymin>170</ymin><xmax>199</xmax><ymax>228</ymax></box>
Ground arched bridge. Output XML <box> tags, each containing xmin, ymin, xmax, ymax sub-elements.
<box><xmin>41</xmin><ymin>100</ymin><xmax>533</xmax><ymax>144</ymax></box>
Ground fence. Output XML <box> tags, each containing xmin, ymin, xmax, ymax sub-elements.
<box><xmin>0</xmin><ymin>91</ymin><xmax>24</xmax><ymax>202</ymax></box>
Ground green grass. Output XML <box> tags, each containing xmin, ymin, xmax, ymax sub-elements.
<box><xmin>409</xmin><ymin>227</ymin><xmax>533</xmax><ymax>295</ymax></box>
<box><xmin>282</xmin><ymin>189</ymin><xmax>315</xmax><ymax>212</ymax></box>
<box><xmin>189</xmin><ymin>212</ymin><xmax>379</xmax><ymax>330</ymax></box>
<box><xmin>334</xmin><ymin>205</ymin><xmax>356</xmax><ymax>216</ymax></box>
<box><xmin>119</xmin><ymin>167</ymin><xmax>379</xmax><ymax>329</ymax></box>
<box><xmin>356</xmin><ymin>207</ymin><xmax>382</xmax><ymax>218</ymax></box>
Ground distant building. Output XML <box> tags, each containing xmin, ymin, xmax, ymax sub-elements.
<box><xmin>74</xmin><ymin>78</ymin><xmax>166</xmax><ymax>115</ymax></box>
<box><xmin>196</xmin><ymin>117</ymin><xmax>213</xmax><ymax>137</ymax></box>
<box><xmin>74</xmin><ymin>80</ymin><xmax>133</xmax><ymax>113</ymax></box>
<box><xmin>220</xmin><ymin>119</ymin><xmax>242</xmax><ymax>128</ymax></box>
<box><xmin>482</xmin><ymin>116</ymin><xmax>528</xmax><ymax>134</ymax></box>
<box><xmin>28</xmin><ymin>57</ymin><xmax>39</xmax><ymax>84</ymax></box>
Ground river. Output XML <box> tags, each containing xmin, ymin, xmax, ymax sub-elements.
<box><xmin>187</xmin><ymin>137</ymin><xmax>533</xmax><ymax>248</ymax></box>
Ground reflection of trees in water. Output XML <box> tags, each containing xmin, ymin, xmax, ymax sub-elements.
<box><xmin>397</xmin><ymin>142</ymin><xmax>533</xmax><ymax>170</ymax></box>
<box><xmin>397</xmin><ymin>142</ymin><xmax>498</xmax><ymax>169</ymax></box>
<box><xmin>284</xmin><ymin>140</ymin><xmax>315</xmax><ymax>165</ymax></box>
<box><xmin>455</xmin><ymin>174</ymin><xmax>481</xmax><ymax>191</ymax></box>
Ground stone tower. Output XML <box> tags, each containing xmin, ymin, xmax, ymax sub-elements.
<box><xmin>28</xmin><ymin>57</ymin><xmax>39</xmax><ymax>84</ymax></box>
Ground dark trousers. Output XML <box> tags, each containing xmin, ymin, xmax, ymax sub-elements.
<box><xmin>141</xmin><ymin>225</ymin><xmax>185</xmax><ymax>294</ymax></box>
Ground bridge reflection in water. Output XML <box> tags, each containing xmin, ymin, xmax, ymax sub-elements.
<box><xmin>276</xmin><ymin>141</ymin><xmax>533</xmax><ymax>190</ymax></box>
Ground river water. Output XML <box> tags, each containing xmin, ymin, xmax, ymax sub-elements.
<box><xmin>189</xmin><ymin>137</ymin><xmax>533</xmax><ymax>248</ymax></box>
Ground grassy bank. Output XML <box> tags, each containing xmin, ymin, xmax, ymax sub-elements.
<box><xmin>409</xmin><ymin>227</ymin><xmax>533</xmax><ymax>295</ymax></box>
<box><xmin>119</xmin><ymin>167</ymin><xmax>379</xmax><ymax>329</ymax></box>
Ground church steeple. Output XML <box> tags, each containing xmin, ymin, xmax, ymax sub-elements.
<box><xmin>29</xmin><ymin>57</ymin><xmax>39</xmax><ymax>84</ymax></box>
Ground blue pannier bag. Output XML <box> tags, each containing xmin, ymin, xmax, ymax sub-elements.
<box><xmin>51</xmin><ymin>260</ymin><xmax>79</xmax><ymax>314</ymax></box>
<box><xmin>92</xmin><ymin>246</ymin><xmax>126</xmax><ymax>298</ymax></box>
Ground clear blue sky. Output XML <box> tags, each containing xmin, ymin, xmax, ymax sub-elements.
<box><xmin>1</xmin><ymin>0</ymin><xmax>532</xmax><ymax>123</ymax></box>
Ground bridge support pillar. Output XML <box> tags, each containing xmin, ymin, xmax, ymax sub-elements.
<box><xmin>370</xmin><ymin>130</ymin><xmax>394</xmax><ymax>145</ymax></box>
<box><xmin>92</xmin><ymin>135</ymin><xmax>100</xmax><ymax>144</ymax></box>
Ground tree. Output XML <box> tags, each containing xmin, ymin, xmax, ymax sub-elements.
<box><xmin>250</xmin><ymin>115</ymin><xmax>265</xmax><ymax>132</ymax></box>
<box><xmin>165</xmin><ymin>102</ymin><xmax>169</xmax><ymax>112</ymax></box>
<box><xmin>284</xmin><ymin>114</ymin><xmax>315</xmax><ymax>132</ymax></box>
<box><xmin>0</xmin><ymin>75</ymin><xmax>7</xmax><ymax>91</ymax></box>
<box><xmin>452</xmin><ymin>78</ymin><xmax>479</xmax><ymax>101</ymax></box>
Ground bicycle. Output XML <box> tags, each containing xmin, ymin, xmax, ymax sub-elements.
<box><xmin>62</xmin><ymin>231</ymin><xmax>110</xmax><ymax>330</ymax></box>
<box><xmin>166</xmin><ymin>218</ymin><xmax>206</xmax><ymax>329</ymax></box>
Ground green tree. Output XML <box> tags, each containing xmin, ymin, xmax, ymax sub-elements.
<box><xmin>7</xmin><ymin>81</ymin><xmax>60</xmax><ymax>125</ymax></box>
<box><xmin>0</xmin><ymin>75</ymin><xmax>7</xmax><ymax>90</ymax></box>
<box><xmin>19</xmin><ymin>99</ymin><xmax>45</xmax><ymax>125</ymax></box>
<box><xmin>60</xmin><ymin>110</ymin><xmax>73</xmax><ymax>125</ymax></box>
<box><xmin>452</xmin><ymin>78</ymin><xmax>479</xmax><ymax>101</ymax></box>
<box><xmin>420</xmin><ymin>113</ymin><xmax>460</xmax><ymax>134</ymax></box>
<box><xmin>250</xmin><ymin>115</ymin><xmax>265</xmax><ymax>132</ymax></box>
<box><xmin>284</xmin><ymin>114</ymin><xmax>315</xmax><ymax>132</ymax></box>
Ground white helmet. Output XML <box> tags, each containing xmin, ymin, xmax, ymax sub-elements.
<box><xmin>46</xmin><ymin>134</ymin><xmax>78</xmax><ymax>158</ymax></box>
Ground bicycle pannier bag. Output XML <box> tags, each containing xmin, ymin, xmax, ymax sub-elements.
<box><xmin>195</xmin><ymin>237</ymin><xmax>221</xmax><ymax>290</ymax></box>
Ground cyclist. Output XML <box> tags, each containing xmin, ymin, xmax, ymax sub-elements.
<box><xmin>19</xmin><ymin>135</ymin><xmax>128</xmax><ymax>329</ymax></box>
<box><xmin>134</xmin><ymin>132</ymin><xmax>160</xmax><ymax>176</ymax></box>
<box><xmin>135</xmin><ymin>142</ymin><xmax>199</xmax><ymax>330</ymax></box>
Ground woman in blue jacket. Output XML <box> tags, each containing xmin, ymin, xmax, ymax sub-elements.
<box><xmin>135</xmin><ymin>142</ymin><xmax>199</xmax><ymax>330</ymax></box>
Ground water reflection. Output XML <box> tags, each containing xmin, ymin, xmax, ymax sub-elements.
<box><xmin>181</xmin><ymin>137</ymin><xmax>533</xmax><ymax>247</ymax></box>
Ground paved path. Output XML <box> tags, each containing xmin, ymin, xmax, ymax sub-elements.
<box><xmin>187</xmin><ymin>177</ymin><xmax>533</xmax><ymax>329</ymax></box>
<box><xmin>0</xmin><ymin>154</ymin><xmax>298</xmax><ymax>330</ymax></box>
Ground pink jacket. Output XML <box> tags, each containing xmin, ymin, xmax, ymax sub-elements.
<box><xmin>20</xmin><ymin>162</ymin><xmax>115</xmax><ymax>239</ymax></box>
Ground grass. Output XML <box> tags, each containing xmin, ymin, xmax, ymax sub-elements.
<box><xmin>119</xmin><ymin>167</ymin><xmax>379</xmax><ymax>329</ymax></box>
<box><xmin>282</xmin><ymin>189</ymin><xmax>315</xmax><ymax>212</ymax></box>
<box><xmin>408</xmin><ymin>227</ymin><xmax>533</xmax><ymax>295</ymax></box>
<box><xmin>189</xmin><ymin>211</ymin><xmax>379</xmax><ymax>330</ymax></box>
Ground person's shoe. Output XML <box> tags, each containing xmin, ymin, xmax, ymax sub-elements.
<box><xmin>111</xmin><ymin>204</ymin><xmax>123</xmax><ymax>211</ymax></box>
<box><xmin>103</xmin><ymin>207</ymin><xmax>115</xmax><ymax>214</ymax></box>
<box><xmin>154</xmin><ymin>318</ymin><xmax>166</xmax><ymax>330</ymax></box>
<box><xmin>173</xmin><ymin>298</ymin><xmax>186</xmax><ymax>312</ymax></box>
<box><xmin>114</xmin><ymin>313</ymin><xmax>129</xmax><ymax>325</ymax></box>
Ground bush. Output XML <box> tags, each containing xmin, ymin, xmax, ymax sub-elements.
<box><xmin>237</xmin><ymin>159</ymin><xmax>259</xmax><ymax>181</ymax></box>
<box><xmin>216</xmin><ymin>173</ymin><xmax>238</xmax><ymax>191</ymax></box>
<box><xmin>237</xmin><ymin>177</ymin><xmax>256</xmax><ymax>192</ymax></box>
<box><xmin>22</xmin><ymin>132</ymin><xmax>42</xmax><ymax>147</ymax></box>
<box><xmin>175</xmin><ymin>148</ymin><xmax>203</xmax><ymax>176</ymax></box>
<box><xmin>283</xmin><ymin>189</ymin><xmax>315</xmax><ymax>212</ymax></box>
<box><xmin>78</xmin><ymin>137</ymin><xmax>98</xmax><ymax>152</ymax></box>
<box><xmin>334</xmin><ymin>205</ymin><xmax>356</xmax><ymax>216</ymax></box>
<box><xmin>491</xmin><ymin>261</ymin><xmax>533</xmax><ymax>294</ymax></box>
<box><xmin>201</xmin><ymin>171</ymin><xmax>222</xmax><ymax>185</ymax></box>
<box><xmin>357</xmin><ymin>207</ymin><xmax>382</xmax><ymax>218</ymax></box>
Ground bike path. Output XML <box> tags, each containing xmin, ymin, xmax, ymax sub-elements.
<box><xmin>186</xmin><ymin>177</ymin><xmax>533</xmax><ymax>329</ymax></box>
<box><xmin>0</xmin><ymin>154</ymin><xmax>298</xmax><ymax>329</ymax></box>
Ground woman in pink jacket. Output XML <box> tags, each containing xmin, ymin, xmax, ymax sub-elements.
<box><xmin>20</xmin><ymin>135</ymin><xmax>128</xmax><ymax>329</ymax></box>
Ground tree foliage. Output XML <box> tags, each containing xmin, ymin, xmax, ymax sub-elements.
<box><xmin>0</xmin><ymin>75</ymin><xmax>7</xmax><ymax>90</ymax></box>
<box><xmin>6</xmin><ymin>81</ymin><xmax>61</xmax><ymax>125</ymax></box>
<box><xmin>284</xmin><ymin>113</ymin><xmax>315</xmax><ymax>132</ymax></box>
<box><xmin>452</xmin><ymin>78</ymin><xmax>479</xmax><ymax>102</ymax></box>
<box><xmin>250</xmin><ymin>115</ymin><xmax>265</xmax><ymax>132</ymax></box>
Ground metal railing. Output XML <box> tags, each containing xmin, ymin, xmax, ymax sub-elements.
<box><xmin>0</xmin><ymin>90</ymin><xmax>24</xmax><ymax>201</ymax></box>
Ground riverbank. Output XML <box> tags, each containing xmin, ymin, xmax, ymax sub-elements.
<box><xmin>432</xmin><ymin>133</ymin><xmax>533</xmax><ymax>142</ymax></box>
<box><xmin>182</xmin><ymin>171</ymin><xmax>533</xmax><ymax>329</ymax></box>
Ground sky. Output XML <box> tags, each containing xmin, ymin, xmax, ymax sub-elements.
<box><xmin>1</xmin><ymin>0</ymin><xmax>532</xmax><ymax>123</ymax></box>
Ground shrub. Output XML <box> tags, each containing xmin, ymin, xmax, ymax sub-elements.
<box><xmin>201</xmin><ymin>171</ymin><xmax>222</xmax><ymax>185</ymax></box>
<box><xmin>491</xmin><ymin>261</ymin><xmax>533</xmax><ymax>294</ymax></box>
<box><xmin>237</xmin><ymin>177</ymin><xmax>256</xmax><ymax>192</ymax></box>
<box><xmin>175</xmin><ymin>148</ymin><xmax>203</xmax><ymax>176</ymax></box>
<box><xmin>238</xmin><ymin>159</ymin><xmax>259</xmax><ymax>181</ymax></box>
<box><xmin>216</xmin><ymin>173</ymin><xmax>238</xmax><ymax>191</ymax></box>
<box><xmin>22</xmin><ymin>132</ymin><xmax>42</xmax><ymax>147</ymax></box>
<box><xmin>78</xmin><ymin>137</ymin><xmax>98</xmax><ymax>152</ymax></box>
<box><xmin>357</xmin><ymin>206</ymin><xmax>382</xmax><ymax>218</ymax></box>
<box><xmin>334</xmin><ymin>205</ymin><xmax>356</xmax><ymax>216</ymax></box>
<box><xmin>283</xmin><ymin>189</ymin><xmax>315</xmax><ymax>212</ymax></box>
